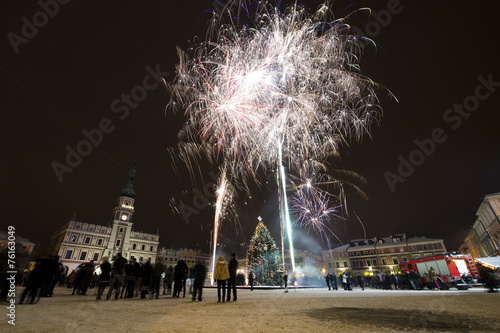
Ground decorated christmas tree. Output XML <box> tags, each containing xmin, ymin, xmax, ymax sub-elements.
<box><xmin>246</xmin><ymin>217</ymin><xmax>282</xmax><ymax>285</ymax></box>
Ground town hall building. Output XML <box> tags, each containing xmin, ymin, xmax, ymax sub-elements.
<box><xmin>47</xmin><ymin>164</ymin><xmax>160</xmax><ymax>272</ymax></box>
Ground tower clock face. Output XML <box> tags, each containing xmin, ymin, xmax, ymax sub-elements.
<box><xmin>121</xmin><ymin>214</ymin><xmax>127</xmax><ymax>221</ymax></box>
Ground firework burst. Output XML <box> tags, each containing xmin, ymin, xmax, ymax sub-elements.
<box><xmin>167</xmin><ymin>1</ymin><xmax>390</xmax><ymax>273</ymax></box>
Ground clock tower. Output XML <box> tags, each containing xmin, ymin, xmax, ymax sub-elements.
<box><xmin>106</xmin><ymin>162</ymin><xmax>137</xmax><ymax>260</ymax></box>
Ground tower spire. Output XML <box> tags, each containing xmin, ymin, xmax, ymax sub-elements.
<box><xmin>121</xmin><ymin>161</ymin><xmax>137</xmax><ymax>198</ymax></box>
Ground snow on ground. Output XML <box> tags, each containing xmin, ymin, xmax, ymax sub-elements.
<box><xmin>3</xmin><ymin>286</ymin><xmax>500</xmax><ymax>332</ymax></box>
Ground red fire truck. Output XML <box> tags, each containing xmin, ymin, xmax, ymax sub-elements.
<box><xmin>400</xmin><ymin>252</ymin><xmax>479</xmax><ymax>290</ymax></box>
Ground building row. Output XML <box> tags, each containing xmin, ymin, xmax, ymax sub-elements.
<box><xmin>322</xmin><ymin>234</ymin><xmax>446</xmax><ymax>277</ymax></box>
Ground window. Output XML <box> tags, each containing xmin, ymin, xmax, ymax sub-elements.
<box><xmin>392</xmin><ymin>258</ymin><xmax>399</xmax><ymax>265</ymax></box>
<box><xmin>366</xmin><ymin>260</ymin><xmax>371</xmax><ymax>266</ymax></box>
<box><xmin>336</xmin><ymin>262</ymin><xmax>340</xmax><ymax>268</ymax></box>
<box><xmin>379</xmin><ymin>249</ymin><xmax>384</xmax><ymax>254</ymax></box>
<box><xmin>423</xmin><ymin>244</ymin><xmax>428</xmax><ymax>250</ymax></box>
<box><xmin>65</xmin><ymin>250</ymin><xmax>73</xmax><ymax>259</ymax></box>
<box><xmin>372</xmin><ymin>260</ymin><xmax>378</xmax><ymax>266</ymax></box>
<box><xmin>436</xmin><ymin>243</ymin><xmax>443</xmax><ymax>249</ymax></box>
<box><xmin>363</xmin><ymin>251</ymin><xmax>368</xmax><ymax>255</ymax></box>
<box><xmin>351</xmin><ymin>261</ymin><xmax>357</xmax><ymax>267</ymax></box>
<box><xmin>133</xmin><ymin>244</ymin><xmax>136</xmax><ymax>250</ymax></box>
<box><xmin>70</xmin><ymin>235</ymin><xmax>77</xmax><ymax>243</ymax></box>
<box><xmin>328</xmin><ymin>262</ymin><xmax>332</xmax><ymax>268</ymax></box>
<box><xmin>116</xmin><ymin>240</ymin><xmax>121</xmax><ymax>247</ymax></box>
<box><xmin>390</xmin><ymin>248</ymin><xmax>395</xmax><ymax>253</ymax></box>
<box><xmin>93</xmin><ymin>253</ymin><xmax>99</xmax><ymax>261</ymax></box>
<box><xmin>119</xmin><ymin>228</ymin><xmax>124</xmax><ymax>233</ymax></box>
<box><xmin>85</xmin><ymin>237</ymin><xmax>91</xmax><ymax>244</ymax></box>
<box><xmin>150</xmin><ymin>246</ymin><xmax>153</xmax><ymax>252</ymax></box>
<box><xmin>140</xmin><ymin>257</ymin><xmax>143</xmax><ymax>262</ymax></box>
<box><xmin>358</xmin><ymin>260</ymin><xmax>363</xmax><ymax>267</ymax></box>
<box><xmin>80</xmin><ymin>252</ymin><xmax>87</xmax><ymax>260</ymax></box>
<box><xmin>399</xmin><ymin>248</ymin><xmax>405</xmax><ymax>252</ymax></box>
<box><xmin>402</xmin><ymin>257</ymin><xmax>408</xmax><ymax>262</ymax></box>
<box><xmin>381</xmin><ymin>259</ymin><xmax>387</xmax><ymax>265</ymax></box>
<box><xmin>97</xmin><ymin>239</ymin><xmax>103</xmax><ymax>246</ymax></box>
<box><xmin>142</xmin><ymin>245</ymin><xmax>145</xmax><ymax>251</ymax></box>
<box><xmin>356</xmin><ymin>251</ymin><xmax>361</xmax><ymax>256</ymax></box>
<box><xmin>343</xmin><ymin>262</ymin><xmax>348</xmax><ymax>268</ymax></box>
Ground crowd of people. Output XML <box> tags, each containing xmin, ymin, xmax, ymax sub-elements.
<box><xmin>322</xmin><ymin>266</ymin><xmax>496</xmax><ymax>291</ymax></box>
<box><xmin>322</xmin><ymin>269</ymin><xmax>435</xmax><ymax>291</ymax></box>
<box><xmin>11</xmin><ymin>252</ymin><xmax>245</xmax><ymax>304</ymax></box>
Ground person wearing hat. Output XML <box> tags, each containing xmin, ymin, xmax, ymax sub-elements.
<box><xmin>213</xmin><ymin>256</ymin><xmax>230</xmax><ymax>302</ymax></box>
<box><xmin>96</xmin><ymin>257</ymin><xmax>111</xmax><ymax>300</ymax></box>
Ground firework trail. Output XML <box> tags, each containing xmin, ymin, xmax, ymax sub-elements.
<box><xmin>167</xmin><ymin>0</ymin><xmax>388</xmax><ymax>274</ymax></box>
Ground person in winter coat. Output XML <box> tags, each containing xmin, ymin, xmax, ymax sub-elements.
<box><xmin>19</xmin><ymin>258</ymin><xmax>44</xmax><ymax>304</ymax></box>
<box><xmin>151</xmin><ymin>262</ymin><xmax>164</xmax><ymax>299</ymax></box>
<box><xmin>330</xmin><ymin>272</ymin><xmax>337</xmax><ymax>290</ymax></box>
<box><xmin>107</xmin><ymin>252</ymin><xmax>128</xmax><ymax>300</ymax></box>
<box><xmin>227</xmin><ymin>253</ymin><xmax>238</xmax><ymax>301</ymax></box>
<box><xmin>173</xmin><ymin>260</ymin><xmax>187</xmax><ymax>298</ymax></box>
<box><xmin>248</xmin><ymin>271</ymin><xmax>254</xmax><ymax>291</ymax></box>
<box><xmin>213</xmin><ymin>256</ymin><xmax>230</xmax><ymax>302</ymax></box>
<box><xmin>164</xmin><ymin>266</ymin><xmax>174</xmax><ymax>295</ymax></box>
<box><xmin>191</xmin><ymin>262</ymin><xmax>206</xmax><ymax>301</ymax></box>
<box><xmin>429</xmin><ymin>267</ymin><xmax>440</xmax><ymax>290</ymax></box>
<box><xmin>325</xmin><ymin>272</ymin><xmax>331</xmax><ymax>290</ymax></box>
<box><xmin>356</xmin><ymin>274</ymin><xmax>364</xmax><ymax>290</ymax></box>
<box><xmin>96</xmin><ymin>257</ymin><xmax>111</xmax><ymax>300</ymax></box>
<box><xmin>141</xmin><ymin>259</ymin><xmax>153</xmax><ymax>298</ymax></box>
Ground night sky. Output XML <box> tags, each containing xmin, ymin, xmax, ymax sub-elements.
<box><xmin>2</xmin><ymin>1</ymin><xmax>499</xmax><ymax>258</ymax></box>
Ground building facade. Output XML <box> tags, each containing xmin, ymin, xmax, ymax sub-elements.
<box><xmin>47</xmin><ymin>164</ymin><xmax>159</xmax><ymax>272</ymax></box>
<box><xmin>323</xmin><ymin>234</ymin><xmax>447</xmax><ymax>277</ymax></box>
<box><xmin>156</xmin><ymin>246</ymin><xmax>211</xmax><ymax>271</ymax></box>
<box><xmin>463</xmin><ymin>192</ymin><xmax>500</xmax><ymax>258</ymax></box>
